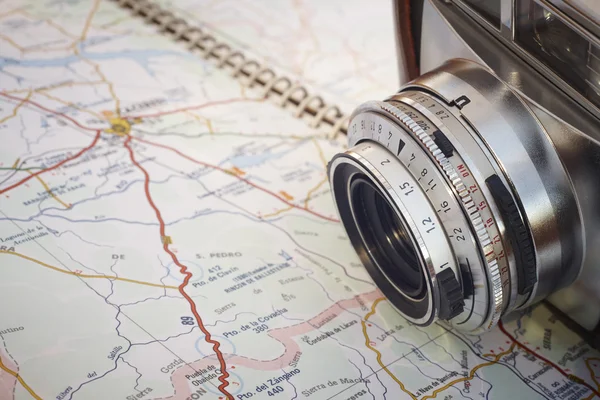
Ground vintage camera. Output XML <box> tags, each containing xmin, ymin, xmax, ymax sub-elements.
<box><xmin>328</xmin><ymin>0</ymin><xmax>600</xmax><ymax>336</ymax></box>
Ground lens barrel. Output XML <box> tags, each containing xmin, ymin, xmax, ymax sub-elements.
<box><xmin>350</xmin><ymin>176</ymin><xmax>425</xmax><ymax>299</ymax></box>
<box><xmin>328</xmin><ymin>59</ymin><xmax>581</xmax><ymax>333</ymax></box>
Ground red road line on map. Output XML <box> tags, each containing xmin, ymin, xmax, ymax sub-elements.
<box><xmin>133</xmin><ymin>136</ymin><xmax>340</xmax><ymax>223</ymax></box>
<box><xmin>498</xmin><ymin>320</ymin><xmax>600</xmax><ymax>398</ymax></box>
<box><xmin>125</xmin><ymin>98</ymin><xmax>257</xmax><ymax>119</ymax></box>
<box><xmin>0</xmin><ymin>92</ymin><xmax>103</xmax><ymax>196</ymax></box>
<box><xmin>161</xmin><ymin>290</ymin><xmax>382</xmax><ymax>400</ymax></box>
<box><xmin>123</xmin><ymin>135</ymin><xmax>233</xmax><ymax>399</ymax></box>
<box><xmin>0</xmin><ymin>130</ymin><xmax>101</xmax><ymax>196</ymax></box>
<box><xmin>0</xmin><ymin>92</ymin><xmax>98</xmax><ymax>132</ymax></box>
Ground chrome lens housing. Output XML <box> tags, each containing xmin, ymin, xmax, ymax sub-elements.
<box><xmin>329</xmin><ymin>59</ymin><xmax>582</xmax><ymax>334</ymax></box>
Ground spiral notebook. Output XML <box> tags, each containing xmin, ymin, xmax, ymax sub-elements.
<box><xmin>122</xmin><ymin>2</ymin><xmax>352</xmax><ymax>135</ymax></box>
<box><xmin>1</xmin><ymin>1</ymin><xmax>599</xmax><ymax>399</ymax></box>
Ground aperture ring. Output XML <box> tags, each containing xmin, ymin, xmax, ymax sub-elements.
<box><xmin>391</xmin><ymin>92</ymin><xmax>521</xmax><ymax>311</ymax></box>
<box><xmin>379</xmin><ymin>100</ymin><xmax>505</xmax><ymax>331</ymax></box>
<box><xmin>346</xmin><ymin>110</ymin><xmax>488</xmax><ymax>329</ymax></box>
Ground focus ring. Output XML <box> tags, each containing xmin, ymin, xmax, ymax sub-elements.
<box><xmin>380</xmin><ymin>101</ymin><xmax>505</xmax><ymax>330</ymax></box>
<box><xmin>388</xmin><ymin>93</ymin><xmax>515</xmax><ymax>325</ymax></box>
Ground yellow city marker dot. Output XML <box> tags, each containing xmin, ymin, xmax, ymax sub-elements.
<box><xmin>102</xmin><ymin>108</ymin><xmax>142</xmax><ymax>136</ymax></box>
<box><xmin>279</xmin><ymin>191</ymin><xmax>294</xmax><ymax>201</ymax></box>
<box><xmin>105</xmin><ymin>117</ymin><xmax>136</xmax><ymax>136</ymax></box>
<box><xmin>161</xmin><ymin>236</ymin><xmax>172</xmax><ymax>244</ymax></box>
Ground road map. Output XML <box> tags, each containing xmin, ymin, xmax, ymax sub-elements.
<box><xmin>1</xmin><ymin>1</ymin><xmax>600</xmax><ymax>400</ymax></box>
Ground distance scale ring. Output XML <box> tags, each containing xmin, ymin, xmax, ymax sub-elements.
<box><xmin>390</xmin><ymin>92</ymin><xmax>521</xmax><ymax>311</ymax></box>
<box><xmin>381</xmin><ymin>98</ymin><xmax>507</xmax><ymax>330</ymax></box>
<box><xmin>346</xmin><ymin>109</ymin><xmax>491</xmax><ymax>331</ymax></box>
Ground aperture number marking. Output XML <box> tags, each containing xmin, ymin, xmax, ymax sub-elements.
<box><xmin>453</xmin><ymin>227</ymin><xmax>466</xmax><ymax>242</ymax></box>
<box><xmin>400</xmin><ymin>181</ymin><xmax>414</xmax><ymax>196</ymax></box>
<box><xmin>422</xmin><ymin>217</ymin><xmax>436</xmax><ymax>234</ymax></box>
<box><xmin>435</xmin><ymin>110</ymin><xmax>449</xmax><ymax>120</ymax></box>
<box><xmin>425</xmin><ymin>178</ymin><xmax>437</xmax><ymax>193</ymax></box>
<box><xmin>407</xmin><ymin>152</ymin><xmax>415</xmax><ymax>167</ymax></box>
<box><xmin>438</xmin><ymin>201</ymin><xmax>451</xmax><ymax>214</ymax></box>
<box><xmin>370</xmin><ymin>122</ymin><xmax>383</xmax><ymax>134</ymax></box>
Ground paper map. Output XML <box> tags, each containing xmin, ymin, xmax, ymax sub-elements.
<box><xmin>1</xmin><ymin>1</ymin><xmax>600</xmax><ymax>399</ymax></box>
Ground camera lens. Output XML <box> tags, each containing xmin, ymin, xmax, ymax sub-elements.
<box><xmin>328</xmin><ymin>60</ymin><xmax>582</xmax><ymax>333</ymax></box>
<box><xmin>349</xmin><ymin>177</ymin><xmax>425</xmax><ymax>299</ymax></box>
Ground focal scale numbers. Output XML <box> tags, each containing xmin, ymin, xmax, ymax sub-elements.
<box><xmin>347</xmin><ymin>105</ymin><xmax>492</xmax><ymax>331</ymax></box>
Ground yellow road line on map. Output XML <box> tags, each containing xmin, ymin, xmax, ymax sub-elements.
<box><xmin>586</xmin><ymin>358</ymin><xmax>600</xmax><ymax>393</ymax></box>
<box><xmin>420</xmin><ymin>343</ymin><xmax>516</xmax><ymax>400</ymax></box>
<box><xmin>206</xmin><ymin>119</ymin><xmax>214</xmax><ymax>134</ymax></box>
<box><xmin>312</xmin><ymin>137</ymin><xmax>328</xmax><ymax>167</ymax></box>
<box><xmin>260</xmin><ymin>137</ymin><xmax>331</xmax><ymax>215</ymax></box>
<box><xmin>261</xmin><ymin>205</ymin><xmax>294</xmax><ymax>219</ymax></box>
<box><xmin>27</xmin><ymin>171</ymin><xmax>71</xmax><ymax>209</ymax></box>
<box><xmin>303</xmin><ymin>176</ymin><xmax>328</xmax><ymax>208</ymax></box>
<box><xmin>303</xmin><ymin>138</ymin><xmax>329</xmax><ymax>207</ymax></box>
<box><xmin>361</xmin><ymin>297</ymin><xmax>418</xmax><ymax>400</ymax></box>
<box><xmin>0</xmin><ymin>91</ymin><xmax>32</xmax><ymax>124</ymax></box>
<box><xmin>93</xmin><ymin>15</ymin><xmax>131</xmax><ymax>34</ymax></box>
<box><xmin>87</xmin><ymin>59</ymin><xmax>122</xmax><ymax>115</ymax></box>
<box><xmin>0</xmin><ymin>33</ymin><xmax>25</xmax><ymax>53</ymax></box>
<box><xmin>44</xmin><ymin>17</ymin><xmax>79</xmax><ymax>40</ymax></box>
<box><xmin>0</xmin><ymin>8</ymin><xmax>19</xmax><ymax>19</ymax></box>
<box><xmin>76</xmin><ymin>0</ymin><xmax>101</xmax><ymax>45</ymax></box>
<box><xmin>184</xmin><ymin>111</ymin><xmax>215</xmax><ymax>134</ymax></box>
<box><xmin>0</xmin><ymin>250</ymin><xmax>178</xmax><ymax>290</ymax></box>
<box><xmin>0</xmin><ymin>356</ymin><xmax>42</xmax><ymax>400</ymax></box>
<box><xmin>361</xmin><ymin>298</ymin><xmax>523</xmax><ymax>400</ymax></box>
<box><xmin>69</xmin><ymin>0</ymin><xmax>122</xmax><ymax>116</ymax></box>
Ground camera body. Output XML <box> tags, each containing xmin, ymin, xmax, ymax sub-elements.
<box><xmin>328</xmin><ymin>0</ymin><xmax>600</xmax><ymax>335</ymax></box>
<box><xmin>404</xmin><ymin>0</ymin><xmax>600</xmax><ymax>331</ymax></box>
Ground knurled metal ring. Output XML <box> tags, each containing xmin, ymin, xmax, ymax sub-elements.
<box><xmin>378</xmin><ymin>101</ymin><xmax>504</xmax><ymax>331</ymax></box>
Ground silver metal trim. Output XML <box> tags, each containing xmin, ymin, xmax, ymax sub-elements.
<box><xmin>432</xmin><ymin>0</ymin><xmax>600</xmax><ymax>121</ymax></box>
<box><xmin>346</xmin><ymin>102</ymin><xmax>502</xmax><ymax>332</ymax></box>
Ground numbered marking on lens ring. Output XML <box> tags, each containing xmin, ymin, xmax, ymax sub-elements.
<box><xmin>393</xmin><ymin>93</ymin><xmax>515</xmax><ymax>309</ymax></box>
<box><xmin>349</xmin><ymin>115</ymin><xmax>490</xmax><ymax>331</ymax></box>
<box><xmin>394</xmin><ymin>93</ymin><xmax>517</xmax><ymax>307</ymax></box>
<box><xmin>381</xmin><ymin>98</ymin><xmax>507</xmax><ymax>331</ymax></box>
<box><xmin>347</xmin><ymin>142</ymin><xmax>460</xmax><ymax>323</ymax></box>
<box><xmin>381</xmin><ymin>100</ymin><xmax>504</xmax><ymax>330</ymax></box>
<box><xmin>348</xmin><ymin>103</ymin><xmax>505</xmax><ymax>332</ymax></box>
<box><xmin>335</xmin><ymin>154</ymin><xmax>439</xmax><ymax>324</ymax></box>
<box><xmin>351</xmin><ymin>113</ymin><xmax>488</xmax><ymax>330</ymax></box>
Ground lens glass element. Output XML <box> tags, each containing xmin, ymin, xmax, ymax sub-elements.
<box><xmin>350</xmin><ymin>177</ymin><xmax>426</xmax><ymax>300</ymax></box>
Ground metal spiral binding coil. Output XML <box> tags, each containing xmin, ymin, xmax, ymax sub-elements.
<box><xmin>114</xmin><ymin>0</ymin><xmax>349</xmax><ymax>137</ymax></box>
